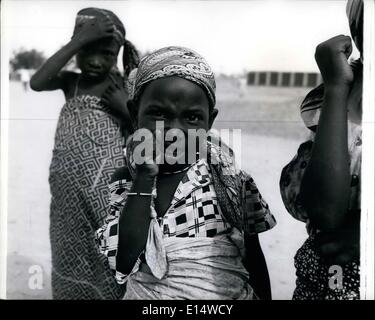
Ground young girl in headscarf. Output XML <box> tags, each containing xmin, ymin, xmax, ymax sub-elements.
<box><xmin>280</xmin><ymin>0</ymin><xmax>363</xmax><ymax>300</ymax></box>
<box><xmin>96</xmin><ymin>46</ymin><xmax>276</xmax><ymax>300</ymax></box>
<box><xmin>30</xmin><ymin>8</ymin><xmax>139</xmax><ymax>299</ymax></box>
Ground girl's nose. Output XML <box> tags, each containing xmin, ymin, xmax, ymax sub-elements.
<box><xmin>87</xmin><ymin>57</ymin><xmax>102</xmax><ymax>69</ymax></box>
<box><xmin>164</xmin><ymin>121</ymin><xmax>188</xmax><ymax>140</ymax></box>
<box><xmin>165</xmin><ymin>119</ymin><xmax>186</xmax><ymax>132</ymax></box>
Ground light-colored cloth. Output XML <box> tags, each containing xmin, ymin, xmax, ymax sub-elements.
<box><xmin>128</xmin><ymin>46</ymin><xmax>216</xmax><ymax>108</ymax></box>
<box><xmin>124</xmin><ymin>228</ymin><xmax>254</xmax><ymax>300</ymax></box>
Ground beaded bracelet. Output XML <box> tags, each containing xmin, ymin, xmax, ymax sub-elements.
<box><xmin>127</xmin><ymin>178</ymin><xmax>158</xmax><ymax>220</ymax></box>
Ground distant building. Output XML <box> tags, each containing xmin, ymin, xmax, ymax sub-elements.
<box><xmin>247</xmin><ymin>71</ymin><xmax>322</xmax><ymax>88</ymax></box>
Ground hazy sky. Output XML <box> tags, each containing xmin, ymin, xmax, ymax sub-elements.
<box><xmin>1</xmin><ymin>0</ymin><xmax>358</xmax><ymax>74</ymax></box>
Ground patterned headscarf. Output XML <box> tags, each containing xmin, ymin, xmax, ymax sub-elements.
<box><xmin>128</xmin><ymin>46</ymin><xmax>216</xmax><ymax>108</ymax></box>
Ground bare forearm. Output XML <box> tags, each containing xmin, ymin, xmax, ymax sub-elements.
<box><xmin>30</xmin><ymin>38</ymin><xmax>83</xmax><ymax>91</ymax></box>
<box><xmin>300</xmin><ymin>85</ymin><xmax>351</xmax><ymax>230</ymax></box>
<box><xmin>116</xmin><ymin>174</ymin><xmax>155</xmax><ymax>275</ymax></box>
<box><xmin>244</xmin><ymin>235</ymin><xmax>271</xmax><ymax>300</ymax></box>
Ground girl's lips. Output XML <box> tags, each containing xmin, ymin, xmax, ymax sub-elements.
<box><xmin>163</xmin><ymin>140</ymin><xmax>187</xmax><ymax>150</ymax></box>
<box><xmin>86</xmin><ymin>70</ymin><xmax>101</xmax><ymax>76</ymax></box>
<box><xmin>163</xmin><ymin>141</ymin><xmax>173</xmax><ymax>148</ymax></box>
<box><xmin>164</xmin><ymin>148</ymin><xmax>186</xmax><ymax>164</ymax></box>
<box><xmin>83</xmin><ymin>67</ymin><xmax>103</xmax><ymax>76</ymax></box>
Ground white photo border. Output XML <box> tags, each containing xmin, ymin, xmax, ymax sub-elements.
<box><xmin>360</xmin><ymin>0</ymin><xmax>375</xmax><ymax>301</ymax></box>
<box><xmin>0</xmin><ymin>0</ymin><xmax>374</xmax><ymax>301</ymax></box>
<box><xmin>0</xmin><ymin>0</ymin><xmax>10</xmax><ymax>300</ymax></box>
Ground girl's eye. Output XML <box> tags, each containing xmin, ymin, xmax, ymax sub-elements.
<box><xmin>186</xmin><ymin>115</ymin><xmax>200</xmax><ymax>122</ymax></box>
<box><xmin>151</xmin><ymin>111</ymin><xmax>164</xmax><ymax>118</ymax></box>
<box><xmin>103</xmin><ymin>51</ymin><xmax>114</xmax><ymax>57</ymax></box>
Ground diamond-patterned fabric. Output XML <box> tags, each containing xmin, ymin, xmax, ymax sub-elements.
<box><xmin>49</xmin><ymin>94</ymin><xmax>126</xmax><ymax>299</ymax></box>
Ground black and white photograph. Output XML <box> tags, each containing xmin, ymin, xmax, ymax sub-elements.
<box><xmin>0</xmin><ymin>0</ymin><xmax>374</xmax><ymax>303</ymax></box>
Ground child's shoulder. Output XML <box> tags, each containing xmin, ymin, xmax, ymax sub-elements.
<box><xmin>236</xmin><ymin>169</ymin><xmax>266</xmax><ymax>196</ymax></box>
<box><xmin>236</xmin><ymin>169</ymin><xmax>258</xmax><ymax>189</ymax></box>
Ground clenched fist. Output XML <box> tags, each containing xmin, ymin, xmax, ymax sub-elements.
<box><xmin>315</xmin><ymin>35</ymin><xmax>354</xmax><ymax>88</ymax></box>
<box><xmin>130</xmin><ymin>130</ymin><xmax>162</xmax><ymax>179</ymax></box>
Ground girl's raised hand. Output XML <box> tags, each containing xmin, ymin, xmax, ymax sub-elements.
<box><xmin>102</xmin><ymin>76</ymin><xmax>135</xmax><ymax>133</ymax></box>
<box><xmin>315</xmin><ymin>35</ymin><xmax>354</xmax><ymax>88</ymax></box>
<box><xmin>73</xmin><ymin>16</ymin><xmax>114</xmax><ymax>45</ymax></box>
<box><xmin>102</xmin><ymin>82</ymin><xmax>128</xmax><ymax>115</ymax></box>
<box><xmin>130</xmin><ymin>130</ymin><xmax>162</xmax><ymax>179</ymax></box>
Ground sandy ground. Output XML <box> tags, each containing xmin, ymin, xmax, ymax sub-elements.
<box><xmin>6</xmin><ymin>79</ymin><xmax>310</xmax><ymax>299</ymax></box>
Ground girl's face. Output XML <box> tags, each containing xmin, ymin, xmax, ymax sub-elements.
<box><xmin>131</xmin><ymin>76</ymin><xmax>218</xmax><ymax>168</ymax></box>
<box><xmin>135</xmin><ymin>76</ymin><xmax>217</xmax><ymax>132</ymax></box>
<box><xmin>76</xmin><ymin>38</ymin><xmax>120</xmax><ymax>80</ymax></box>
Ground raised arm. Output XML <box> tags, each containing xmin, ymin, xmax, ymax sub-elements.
<box><xmin>30</xmin><ymin>16</ymin><xmax>115</xmax><ymax>92</ymax></box>
<box><xmin>299</xmin><ymin>35</ymin><xmax>354</xmax><ymax>231</ymax></box>
<box><xmin>116</xmin><ymin>133</ymin><xmax>160</xmax><ymax>275</ymax></box>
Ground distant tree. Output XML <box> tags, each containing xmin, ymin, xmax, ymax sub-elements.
<box><xmin>10</xmin><ymin>48</ymin><xmax>46</xmax><ymax>71</ymax></box>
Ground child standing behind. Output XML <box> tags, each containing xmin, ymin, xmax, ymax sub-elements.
<box><xmin>30</xmin><ymin>8</ymin><xmax>139</xmax><ymax>299</ymax></box>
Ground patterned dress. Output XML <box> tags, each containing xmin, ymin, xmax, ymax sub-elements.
<box><xmin>49</xmin><ymin>81</ymin><xmax>127</xmax><ymax>299</ymax></box>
